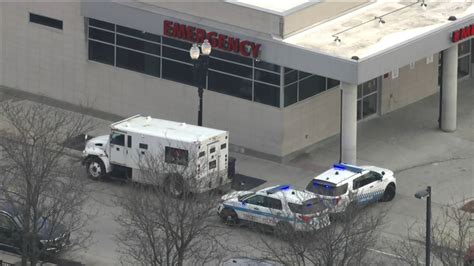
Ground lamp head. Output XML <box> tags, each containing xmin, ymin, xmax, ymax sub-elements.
<box><xmin>189</xmin><ymin>43</ymin><xmax>200</xmax><ymax>60</ymax></box>
<box><xmin>201</xmin><ymin>39</ymin><xmax>212</xmax><ymax>56</ymax></box>
<box><xmin>414</xmin><ymin>188</ymin><xmax>430</xmax><ymax>199</ymax></box>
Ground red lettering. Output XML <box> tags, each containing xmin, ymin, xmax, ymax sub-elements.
<box><xmin>472</xmin><ymin>25</ymin><xmax>474</xmax><ymax>37</ymax></box>
<box><xmin>207</xmin><ymin>32</ymin><xmax>218</xmax><ymax>47</ymax></box>
<box><xmin>173</xmin><ymin>23</ymin><xmax>186</xmax><ymax>39</ymax></box>
<box><xmin>218</xmin><ymin>34</ymin><xmax>227</xmax><ymax>50</ymax></box>
<box><xmin>239</xmin><ymin>41</ymin><xmax>250</xmax><ymax>56</ymax></box>
<box><xmin>186</xmin><ymin>26</ymin><xmax>196</xmax><ymax>42</ymax></box>
<box><xmin>461</xmin><ymin>26</ymin><xmax>471</xmax><ymax>39</ymax></box>
<box><xmin>196</xmin><ymin>28</ymin><xmax>206</xmax><ymax>44</ymax></box>
<box><xmin>250</xmin><ymin>43</ymin><xmax>261</xmax><ymax>58</ymax></box>
<box><xmin>227</xmin><ymin>37</ymin><xmax>240</xmax><ymax>53</ymax></box>
<box><xmin>163</xmin><ymin>20</ymin><xmax>172</xmax><ymax>36</ymax></box>
<box><xmin>452</xmin><ymin>30</ymin><xmax>460</xmax><ymax>42</ymax></box>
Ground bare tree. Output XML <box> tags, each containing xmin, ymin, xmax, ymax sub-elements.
<box><xmin>0</xmin><ymin>100</ymin><xmax>94</xmax><ymax>265</ymax></box>
<box><xmin>115</xmin><ymin>144</ymin><xmax>229</xmax><ymax>266</ymax></box>
<box><xmin>391</xmin><ymin>201</ymin><xmax>473</xmax><ymax>266</ymax></box>
<box><xmin>255</xmin><ymin>196</ymin><xmax>387</xmax><ymax>266</ymax></box>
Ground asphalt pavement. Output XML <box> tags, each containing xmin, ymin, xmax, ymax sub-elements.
<box><xmin>0</xmin><ymin>79</ymin><xmax>472</xmax><ymax>265</ymax></box>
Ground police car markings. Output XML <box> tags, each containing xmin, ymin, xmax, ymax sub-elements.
<box><xmin>223</xmin><ymin>204</ymin><xmax>308</xmax><ymax>223</ymax></box>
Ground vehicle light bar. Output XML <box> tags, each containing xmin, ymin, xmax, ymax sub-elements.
<box><xmin>266</xmin><ymin>184</ymin><xmax>290</xmax><ymax>194</ymax></box>
<box><xmin>333</xmin><ymin>163</ymin><xmax>363</xmax><ymax>173</ymax></box>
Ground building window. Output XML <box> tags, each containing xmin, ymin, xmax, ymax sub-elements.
<box><xmin>29</xmin><ymin>13</ymin><xmax>63</xmax><ymax>30</ymax></box>
<box><xmin>116</xmin><ymin>48</ymin><xmax>160</xmax><ymax>77</ymax></box>
<box><xmin>89</xmin><ymin>41</ymin><xmax>115</xmax><ymax>66</ymax></box>
<box><xmin>283</xmin><ymin>67</ymin><xmax>340</xmax><ymax>107</ymax></box>
<box><xmin>162</xmin><ymin>59</ymin><xmax>194</xmax><ymax>86</ymax></box>
<box><xmin>357</xmin><ymin>78</ymin><xmax>378</xmax><ymax>120</ymax></box>
<box><xmin>254</xmin><ymin>82</ymin><xmax>280</xmax><ymax>107</ymax></box>
<box><xmin>208</xmin><ymin>71</ymin><xmax>252</xmax><ymax>100</ymax></box>
<box><xmin>457</xmin><ymin>39</ymin><xmax>471</xmax><ymax>80</ymax></box>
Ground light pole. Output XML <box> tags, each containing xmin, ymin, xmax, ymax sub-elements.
<box><xmin>414</xmin><ymin>186</ymin><xmax>431</xmax><ymax>266</ymax></box>
<box><xmin>189</xmin><ymin>39</ymin><xmax>211</xmax><ymax>127</ymax></box>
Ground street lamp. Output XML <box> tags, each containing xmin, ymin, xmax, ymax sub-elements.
<box><xmin>189</xmin><ymin>39</ymin><xmax>211</xmax><ymax>126</ymax></box>
<box><xmin>414</xmin><ymin>186</ymin><xmax>431</xmax><ymax>266</ymax></box>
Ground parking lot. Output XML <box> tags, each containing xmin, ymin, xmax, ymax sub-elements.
<box><xmin>0</xmin><ymin>79</ymin><xmax>472</xmax><ymax>265</ymax></box>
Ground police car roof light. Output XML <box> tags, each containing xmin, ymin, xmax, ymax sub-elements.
<box><xmin>333</xmin><ymin>163</ymin><xmax>363</xmax><ymax>173</ymax></box>
<box><xmin>266</xmin><ymin>184</ymin><xmax>290</xmax><ymax>194</ymax></box>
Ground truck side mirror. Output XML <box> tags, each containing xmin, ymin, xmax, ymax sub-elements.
<box><xmin>84</xmin><ymin>134</ymin><xmax>88</xmax><ymax>140</ymax></box>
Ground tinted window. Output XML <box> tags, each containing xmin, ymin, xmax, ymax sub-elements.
<box><xmin>89</xmin><ymin>18</ymin><xmax>114</xmax><ymax>31</ymax></box>
<box><xmin>209</xmin><ymin>58</ymin><xmax>252</xmax><ymax>78</ymax></box>
<box><xmin>199</xmin><ymin>151</ymin><xmax>205</xmax><ymax>158</ymax></box>
<box><xmin>298</xmin><ymin>71</ymin><xmax>311</xmax><ymax>80</ymax></box>
<box><xmin>254</xmin><ymin>82</ymin><xmax>280</xmax><ymax>107</ymax></box>
<box><xmin>162</xmin><ymin>59</ymin><xmax>194</xmax><ymax>86</ymax></box>
<box><xmin>211</xmin><ymin>49</ymin><xmax>253</xmax><ymax>65</ymax></box>
<box><xmin>264</xmin><ymin>197</ymin><xmax>282</xmax><ymax>210</ymax></box>
<box><xmin>306</xmin><ymin>180</ymin><xmax>348</xmax><ymax>196</ymax></box>
<box><xmin>255</xmin><ymin>60</ymin><xmax>280</xmax><ymax>73</ymax></box>
<box><xmin>88</xmin><ymin>41</ymin><xmax>114</xmax><ymax>65</ymax></box>
<box><xmin>163</xmin><ymin>46</ymin><xmax>192</xmax><ymax>64</ymax></box>
<box><xmin>117</xmin><ymin>35</ymin><xmax>160</xmax><ymax>56</ymax></box>
<box><xmin>110</xmin><ymin>132</ymin><xmax>125</xmax><ymax>146</ymax></box>
<box><xmin>89</xmin><ymin>28</ymin><xmax>114</xmax><ymax>44</ymax></box>
<box><xmin>299</xmin><ymin>75</ymin><xmax>326</xmax><ymax>101</ymax></box>
<box><xmin>284</xmin><ymin>70</ymin><xmax>298</xmax><ymax>85</ymax></box>
<box><xmin>162</xmin><ymin>37</ymin><xmax>192</xmax><ymax>50</ymax></box>
<box><xmin>165</xmin><ymin>147</ymin><xmax>189</xmax><ymax>165</ymax></box>
<box><xmin>127</xmin><ymin>135</ymin><xmax>132</xmax><ymax>148</ymax></box>
<box><xmin>117</xmin><ymin>25</ymin><xmax>161</xmax><ymax>43</ymax></box>
<box><xmin>353</xmin><ymin>172</ymin><xmax>380</xmax><ymax>189</ymax></box>
<box><xmin>116</xmin><ymin>48</ymin><xmax>160</xmax><ymax>77</ymax></box>
<box><xmin>139</xmin><ymin>143</ymin><xmax>148</xmax><ymax>149</ymax></box>
<box><xmin>29</xmin><ymin>13</ymin><xmax>63</xmax><ymax>30</ymax></box>
<box><xmin>284</xmin><ymin>83</ymin><xmax>297</xmax><ymax>107</ymax></box>
<box><xmin>254</xmin><ymin>69</ymin><xmax>280</xmax><ymax>86</ymax></box>
<box><xmin>208</xmin><ymin>71</ymin><xmax>252</xmax><ymax>100</ymax></box>
<box><xmin>221</xmin><ymin>143</ymin><xmax>227</xmax><ymax>150</ymax></box>
<box><xmin>327</xmin><ymin>79</ymin><xmax>340</xmax><ymax>89</ymax></box>
<box><xmin>210</xmin><ymin>147</ymin><xmax>216</xmax><ymax>153</ymax></box>
<box><xmin>245</xmin><ymin>195</ymin><xmax>265</xmax><ymax>206</ymax></box>
<box><xmin>288</xmin><ymin>198</ymin><xmax>327</xmax><ymax>214</ymax></box>
<box><xmin>209</xmin><ymin>160</ymin><xmax>216</xmax><ymax>169</ymax></box>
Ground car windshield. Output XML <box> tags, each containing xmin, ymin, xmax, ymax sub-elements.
<box><xmin>288</xmin><ymin>198</ymin><xmax>327</xmax><ymax>215</ymax></box>
<box><xmin>237</xmin><ymin>192</ymin><xmax>255</xmax><ymax>202</ymax></box>
<box><xmin>306</xmin><ymin>180</ymin><xmax>348</xmax><ymax>196</ymax></box>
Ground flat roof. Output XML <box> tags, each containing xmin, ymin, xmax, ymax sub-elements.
<box><xmin>225</xmin><ymin>0</ymin><xmax>316</xmax><ymax>15</ymax></box>
<box><xmin>285</xmin><ymin>1</ymin><xmax>474</xmax><ymax>60</ymax></box>
<box><xmin>112</xmin><ymin>115</ymin><xmax>227</xmax><ymax>143</ymax></box>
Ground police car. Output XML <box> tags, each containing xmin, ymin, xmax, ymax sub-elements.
<box><xmin>305</xmin><ymin>163</ymin><xmax>396</xmax><ymax>214</ymax></box>
<box><xmin>217</xmin><ymin>185</ymin><xmax>331</xmax><ymax>232</ymax></box>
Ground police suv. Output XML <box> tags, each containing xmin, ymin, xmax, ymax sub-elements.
<box><xmin>305</xmin><ymin>163</ymin><xmax>396</xmax><ymax>214</ymax></box>
<box><xmin>217</xmin><ymin>185</ymin><xmax>331</xmax><ymax>231</ymax></box>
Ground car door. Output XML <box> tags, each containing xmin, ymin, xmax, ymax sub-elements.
<box><xmin>263</xmin><ymin>197</ymin><xmax>284</xmax><ymax>226</ymax></box>
<box><xmin>0</xmin><ymin>213</ymin><xmax>20</xmax><ymax>251</ymax></box>
<box><xmin>352</xmin><ymin>172</ymin><xmax>384</xmax><ymax>205</ymax></box>
<box><xmin>242</xmin><ymin>195</ymin><xmax>271</xmax><ymax>225</ymax></box>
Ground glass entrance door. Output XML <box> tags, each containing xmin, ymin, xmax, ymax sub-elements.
<box><xmin>458</xmin><ymin>39</ymin><xmax>471</xmax><ymax>80</ymax></box>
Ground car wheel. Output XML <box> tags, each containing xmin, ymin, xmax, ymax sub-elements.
<box><xmin>86</xmin><ymin>157</ymin><xmax>105</xmax><ymax>180</ymax></box>
<box><xmin>165</xmin><ymin>174</ymin><xmax>186</xmax><ymax>198</ymax></box>
<box><xmin>381</xmin><ymin>184</ymin><xmax>396</xmax><ymax>202</ymax></box>
<box><xmin>220</xmin><ymin>208</ymin><xmax>239</xmax><ymax>226</ymax></box>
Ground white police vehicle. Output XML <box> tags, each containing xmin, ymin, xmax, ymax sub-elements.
<box><xmin>217</xmin><ymin>185</ymin><xmax>331</xmax><ymax>231</ymax></box>
<box><xmin>305</xmin><ymin>163</ymin><xmax>396</xmax><ymax>214</ymax></box>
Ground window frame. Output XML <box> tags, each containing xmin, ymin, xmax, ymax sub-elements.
<box><xmin>164</xmin><ymin>146</ymin><xmax>189</xmax><ymax>166</ymax></box>
<box><xmin>110</xmin><ymin>132</ymin><xmax>125</xmax><ymax>146</ymax></box>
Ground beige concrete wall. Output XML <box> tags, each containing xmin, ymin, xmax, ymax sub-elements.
<box><xmin>283</xmin><ymin>2</ymin><xmax>368</xmax><ymax>37</ymax></box>
<box><xmin>0</xmin><ymin>2</ymin><xmax>284</xmax><ymax>156</ymax></box>
<box><xmin>380</xmin><ymin>54</ymin><xmax>439</xmax><ymax>115</ymax></box>
<box><xmin>144</xmin><ymin>1</ymin><xmax>281</xmax><ymax>37</ymax></box>
<box><xmin>282</xmin><ymin>87</ymin><xmax>340</xmax><ymax>156</ymax></box>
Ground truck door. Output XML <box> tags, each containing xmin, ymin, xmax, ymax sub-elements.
<box><xmin>109</xmin><ymin>131</ymin><xmax>127</xmax><ymax>166</ymax></box>
<box><xmin>207</xmin><ymin>141</ymin><xmax>218</xmax><ymax>176</ymax></box>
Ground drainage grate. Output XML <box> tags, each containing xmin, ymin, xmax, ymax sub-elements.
<box><xmin>231</xmin><ymin>174</ymin><xmax>266</xmax><ymax>191</ymax></box>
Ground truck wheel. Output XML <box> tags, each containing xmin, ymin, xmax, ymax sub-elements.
<box><xmin>165</xmin><ymin>174</ymin><xmax>186</xmax><ymax>197</ymax></box>
<box><xmin>86</xmin><ymin>157</ymin><xmax>105</xmax><ymax>180</ymax></box>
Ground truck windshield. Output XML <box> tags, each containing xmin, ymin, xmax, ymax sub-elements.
<box><xmin>306</xmin><ymin>180</ymin><xmax>348</xmax><ymax>196</ymax></box>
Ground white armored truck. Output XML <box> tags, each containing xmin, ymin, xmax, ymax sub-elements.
<box><xmin>82</xmin><ymin>115</ymin><xmax>231</xmax><ymax>195</ymax></box>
